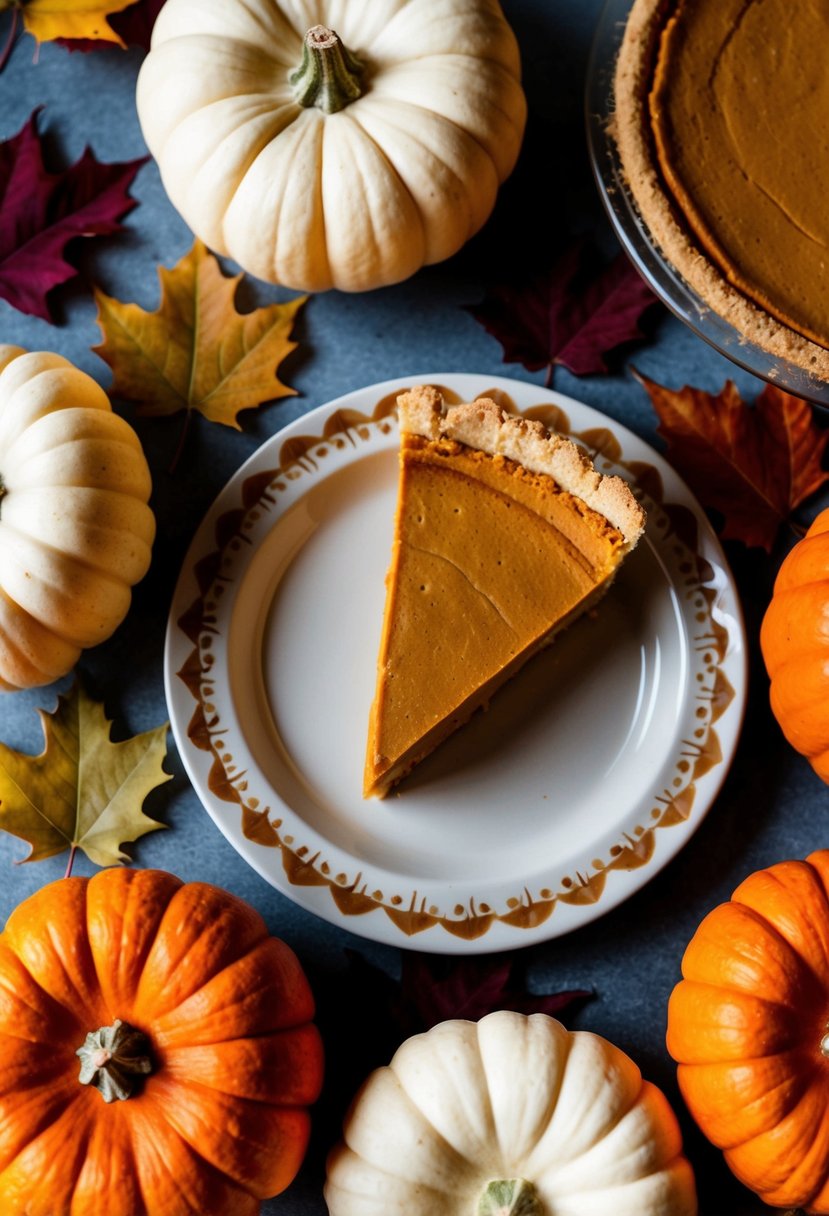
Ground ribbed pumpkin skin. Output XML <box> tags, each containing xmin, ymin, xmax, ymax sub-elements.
<box><xmin>667</xmin><ymin>850</ymin><xmax>829</xmax><ymax>1212</ymax></box>
<box><xmin>326</xmin><ymin>1010</ymin><xmax>697</xmax><ymax>1216</ymax></box>
<box><xmin>0</xmin><ymin>346</ymin><xmax>155</xmax><ymax>690</ymax></box>
<box><xmin>0</xmin><ymin>868</ymin><xmax>324</xmax><ymax>1215</ymax></box>
<box><xmin>761</xmin><ymin>508</ymin><xmax>829</xmax><ymax>781</ymax></box>
<box><xmin>136</xmin><ymin>0</ymin><xmax>527</xmax><ymax>293</ymax></box>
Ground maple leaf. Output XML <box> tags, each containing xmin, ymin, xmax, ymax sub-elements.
<box><xmin>398</xmin><ymin>954</ymin><xmax>592</xmax><ymax>1029</ymax></box>
<box><xmin>58</xmin><ymin>0</ymin><xmax>166</xmax><ymax>52</ymax></box>
<box><xmin>8</xmin><ymin>0</ymin><xmax>139</xmax><ymax>46</ymax></box>
<box><xmin>0</xmin><ymin>109</ymin><xmax>146</xmax><ymax>321</ymax></box>
<box><xmin>635</xmin><ymin>370</ymin><xmax>829</xmax><ymax>551</ymax></box>
<box><xmin>0</xmin><ymin>683</ymin><xmax>170</xmax><ymax>868</ymax></box>
<box><xmin>93</xmin><ymin>240</ymin><xmax>306</xmax><ymax>454</ymax></box>
<box><xmin>465</xmin><ymin>239</ymin><xmax>659</xmax><ymax>382</ymax></box>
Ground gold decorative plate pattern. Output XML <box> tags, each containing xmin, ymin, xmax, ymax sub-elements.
<box><xmin>165</xmin><ymin>374</ymin><xmax>746</xmax><ymax>951</ymax></box>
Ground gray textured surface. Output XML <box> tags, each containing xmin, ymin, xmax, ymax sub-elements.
<box><xmin>0</xmin><ymin>2</ymin><xmax>811</xmax><ymax>1213</ymax></box>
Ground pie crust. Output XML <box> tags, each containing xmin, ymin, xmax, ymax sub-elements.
<box><xmin>612</xmin><ymin>0</ymin><xmax>829</xmax><ymax>380</ymax></box>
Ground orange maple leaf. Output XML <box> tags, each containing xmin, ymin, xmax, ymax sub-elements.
<box><xmin>93</xmin><ymin>240</ymin><xmax>305</xmax><ymax>461</ymax></box>
<box><xmin>635</xmin><ymin>370</ymin><xmax>829</xmax><ymax>551</ymax></box>
<box><xmin>14</xmin><ymin>0</ymin><xmax>139</xmax><ymax>45</ymax></box>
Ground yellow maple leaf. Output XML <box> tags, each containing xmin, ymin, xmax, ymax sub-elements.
<box><xmin>93</xmin><ymin>239</ymin><xmax>306</xmax><ymax>431</ymax></box>
<box><xmin>13</xmin><ymin>0</ymin><xmax>138</xmax><ymax>45</ymax></box>
<box><xmin>0</xmin><ymin>683</ymin><xmax>170</xmax><ymax>868</ymax></box>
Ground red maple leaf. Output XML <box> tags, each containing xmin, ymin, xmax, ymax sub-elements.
<box><xmin>636</xmin><ymin>370</ymin><xmax>829</xmax><ymax>551</ymax></box>
<box><xmin>0</xmin><ymin>109</ymin><xmax>147</xmax><ymax>321</ymax></box>
<box><xmin>465</xmin><ymin>239</ymin><xmax>659</xmax><ymax>382</ymax></box>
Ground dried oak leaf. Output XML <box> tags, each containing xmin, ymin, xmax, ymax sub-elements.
<box><xmin>636</xmin><ymin>370</ymin><xmax>829</xmax><ymax>551</ymax></box>
<box><xmin>0</xmin><ymin>683</ymin><xmax>170</xmax><ymax>867</ymax></box>
<box><xmin>93</xmin><ymin>239</ymin><xmax>305</xmax><ymax>435</ymax></box>
<box><xmin>0</xmin><ymin>109</ymin><xmax>146</xmax><ymax>321</ymax></box>
<box><xmin>12</xmin><ymin>0</ymin><xmax>138</xmax><ymax>45</ymax></box>
<box><xmin>465</xmin><ymin>240</ymin><xmax>659</xmax><ymax>382</ymax></box>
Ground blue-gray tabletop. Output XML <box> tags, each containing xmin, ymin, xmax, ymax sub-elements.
<box><xmin>0</xmin><ymin>2</ymin><xmax>816</xmax><ymax>1214</ymax></box>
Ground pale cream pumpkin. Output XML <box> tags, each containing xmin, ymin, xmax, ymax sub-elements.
<box><xmin>0</xmin><ymin>347</ymin><xmax>155</xmax><ymax>690</ymax></box>
<box><xmin>325</xmin><ymin>1011</ymin><xmax>697</xmax><ymax>1216</ymax></box>
<box><xmin>135</xmin><ymin>0</ymin><xmax>526</xmax><ymax>293</ymax></box>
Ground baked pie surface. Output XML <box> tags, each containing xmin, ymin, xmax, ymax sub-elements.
<box><xmin>364</xmin><ymin>387</ymin><xmax>646</xmax><ymax>798</ymax></box>
<box><xmin>613</xmin><ymin>0</ymin><xmax>829</xmax><ymax>377</ymax></box>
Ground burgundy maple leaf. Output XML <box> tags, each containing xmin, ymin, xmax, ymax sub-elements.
<box><xmin>466</xmin><ymin>239</ymin><xmax>660</xmax><ymax>382</ymax></box>
<box><xmin>59</xmin><ymin>0</ymin><xmax>166</xmax><ymax>52</ymax></box>
<box><xmin>399</xmin><ymin>953</ymin><xmax>592</xmax><ymax>1029</ymax></box>
<box><xmin>0</xmin><ymin>109</ymin><xmax>147</xmax><ymax>321</ymax></box>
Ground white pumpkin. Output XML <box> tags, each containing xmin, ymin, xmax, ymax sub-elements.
<box><xmin>325</xmin><ymin>1011</ymin><xmax>697</xmax><ymax>1216</ymax></box>
<box><xmin>0</xmin><ymin>347</ymin><xmax>155</xmax><ymax>690</ymax></box>
<box><xmin>136</xmin><ymin>0</ymin><xmax>526</xmax><ymax>293</ymax></box>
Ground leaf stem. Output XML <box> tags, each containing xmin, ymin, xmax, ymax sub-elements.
<box><xmin>169</xmin><ymin>409</ymin><xmax>192</xmax><ymax>475</ymax></box>
<box><xmin>0</xmin><ymin>8</ymin><xmax>19</xmax><ymax>76</ymax></box>
<box><xmin>64</xmin><ymin>844</ymin><xmax>77</xmax><ymax>879</ymax></box>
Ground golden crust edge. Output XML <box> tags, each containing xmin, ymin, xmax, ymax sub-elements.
<box><xmin>397</xmin><ymin>386</ymin><xmax>646</xmax><ymax>548</ymax></box>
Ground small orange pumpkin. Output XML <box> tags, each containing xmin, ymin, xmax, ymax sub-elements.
<box><xmin>0</xmin><ymin>868</ymin><xmax>323</xmax><ymax>1215</ymax></box>
<box><xmin>667</xmin><ymin>849</ymin><xmax>829</xmax><ymax>1212</ymax></box>
<box><xmin>761</xmin><ymin>507</ymin><xmax>829</xmax><ymax>781</ymax></box>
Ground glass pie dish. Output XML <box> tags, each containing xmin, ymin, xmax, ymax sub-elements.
<box><xmin>585</xmin><ymin>0</ymin><xmax>829</xmax><ymax>408</ymax></box>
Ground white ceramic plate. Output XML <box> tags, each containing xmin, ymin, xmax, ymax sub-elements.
<box><xmin>165</xmin><ymin>373</ymin><xmax>747</xmax><ymax>952</ymax></box>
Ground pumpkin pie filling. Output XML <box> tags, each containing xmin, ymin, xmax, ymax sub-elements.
<box><xmin>364</xmin><ymin>388</ymin><xmax>645</xmax><ymax>798</ymax></box>
<box><xmin>613</xmin><ymin>0</ymin><xmax>829</xmax><ymax>371</ymax></box>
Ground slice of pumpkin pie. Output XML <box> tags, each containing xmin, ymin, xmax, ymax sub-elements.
<box><xmin>363</xmin><ymin>387</ymin><xmax>646</xmax><ymax>799</ymax></box>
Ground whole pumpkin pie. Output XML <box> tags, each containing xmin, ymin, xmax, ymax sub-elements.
<box><xmin>363</xmin><ymin>387</ymin><xmax>646</xmax><ymax>798</ymax></box>
<box><xmin>613</xmin><ymin>0</ymin><xmax>829</xmax><ymax>377</ymax></box>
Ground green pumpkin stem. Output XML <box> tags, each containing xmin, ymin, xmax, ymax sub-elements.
<box><xmin>477</xmin><ymin>1179</ymin><xmax>545</xmax><ymax>1216</ymax></box>
<box><xmin>76</xmin><ymin>1019</ymin><xmax>153</xmax><ymax>1103</ymax></box>
<box><xmin>290</xmin><ymin>25</ymin><xmax>363</xmax><ymax>114</ymax></box>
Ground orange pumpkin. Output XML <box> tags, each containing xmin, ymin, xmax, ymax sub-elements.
<box><xmin>761</xmin><ymin>507</ymin><xmax>829</xmax><ymax>782</ymax></box>
<box><xmin>667</xmin><ymin>849</ymin><xmax>829</xmax><ymax>1212</ymax></box>
<box><xmin>0</xmin><ymin>868</ymin><xmax>323</xmax><ymax>1215</ymax></box>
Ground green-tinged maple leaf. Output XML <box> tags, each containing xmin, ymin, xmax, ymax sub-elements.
<box><xmin>635</xmin><ymin>370</ymin><xmax>829</xmax><ymax>551</ymax></box>
<box><xmin>0</xmin><ymin>684</ymin><xmax>170</xmax><ymax>867</ymax></box>
<box><xmin>93</xmin><ymin>239</ymin><xmax>306</xmax><ymax>430</ymax></box>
